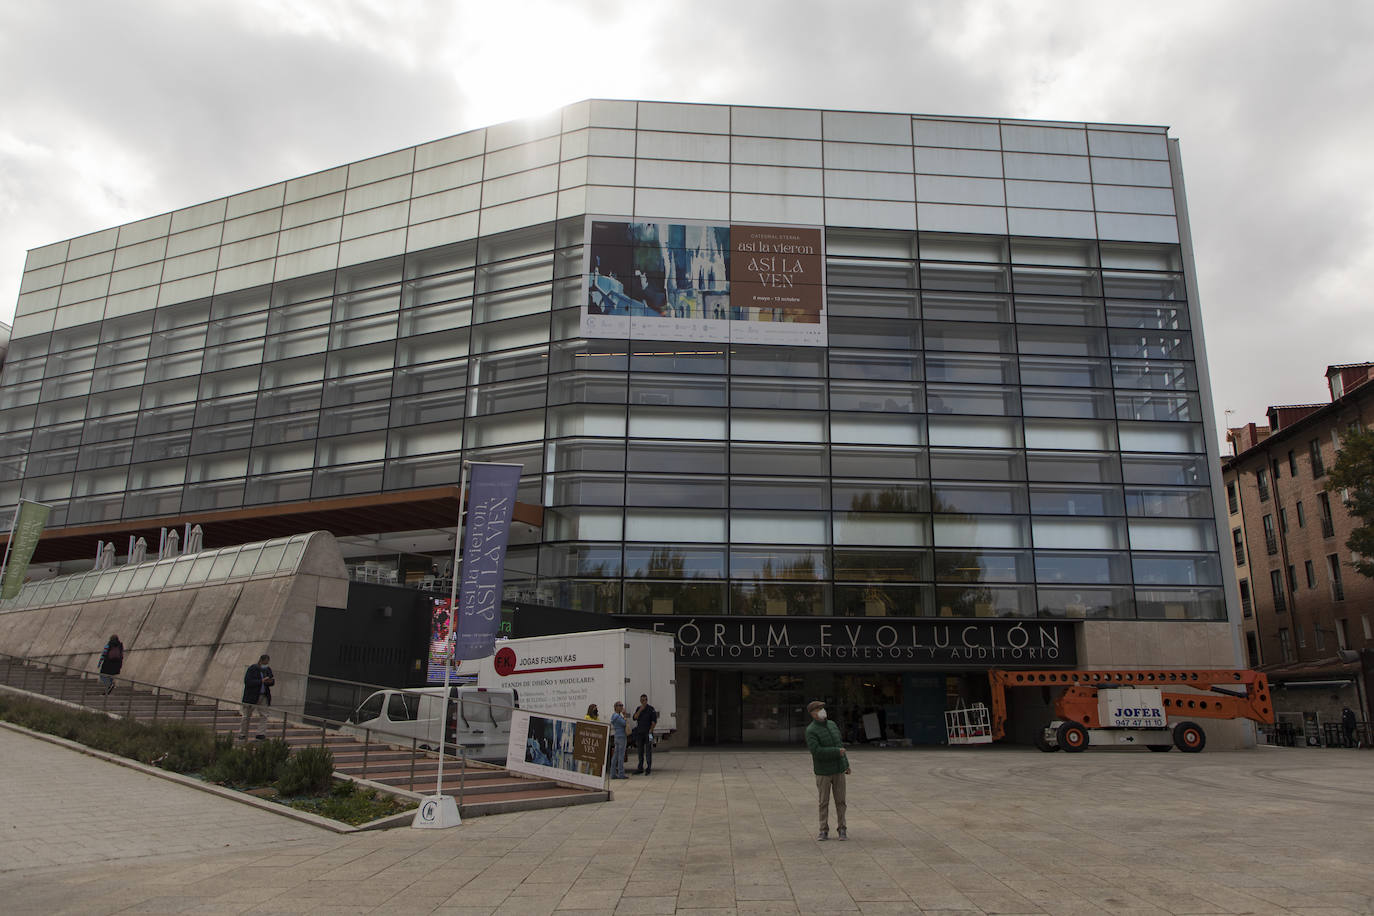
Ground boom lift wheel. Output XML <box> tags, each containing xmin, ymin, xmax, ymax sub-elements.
<box><xmin>1172</xmin><ymin>721</ymin><xmax>1206</xmax><ymax>753</ymax></box>
<box><xmin>1056</xmin><ymin>720</ymin><xmax>1089</xmax><ymax>753</ymax></box>
<box><xmin>1146</xmin><ymin>744</ymin><xmax>1172</xmax><ymax>752</ymax></box>
<box><xmin>1033</xmin><ymin>731</ymin><xmax>1060</xmax><ymax>752</ymax></box>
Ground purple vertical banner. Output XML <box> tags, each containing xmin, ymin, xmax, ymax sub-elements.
<box><xmin>452</xmin><ymin>463</ymin><xmax>522</xmax><ymax>661</ymax></box>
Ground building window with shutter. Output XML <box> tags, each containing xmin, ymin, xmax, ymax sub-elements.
<box><xmin>1328</xmin><ymin>553</ymin><xmax>1345</xmax><ymax>601</ymax></box>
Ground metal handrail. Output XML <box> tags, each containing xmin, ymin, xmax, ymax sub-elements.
<box><xmin>0</xmin><ymin>652</ymin><xmax>529</xmax><ymax>806</ymax></box>
<box><xmin>0</xmin><ymin>651</ymin><xmax>471</xmax><ymax>759</ymax></box>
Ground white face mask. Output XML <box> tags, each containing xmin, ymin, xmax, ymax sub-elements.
<box><xmin>816</xmin><ymin>709</ymin><xmax>827</xmax><ymax>721</ymax></box>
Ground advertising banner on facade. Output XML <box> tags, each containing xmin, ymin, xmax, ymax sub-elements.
<box><xmin>427</xmin><ymin>597</ymin><xmax>454</xmax><ymax>683</ymax></box>
<box><xmin>452</xmin><ymin>463</ymin><xmax>522</xmax><ymax>661</ymax></box>
<box><xmin>583</xmin><ymin>216</ymin><xmax>826</xmax><ymax>346</ymax></box>
<box><xmin>428</xmin><ymin>599</ymin><xmax>515</xmax><ymax>684</ymax></box>
<box><xmin>1</xmin><ymin>500</ymin><xmax>51</xmax><ymax>600</ymax></box>
<box><xmin>507</xmin><ymin>708</ymin><xmax>609</xmax><ymax>791</ymax></box>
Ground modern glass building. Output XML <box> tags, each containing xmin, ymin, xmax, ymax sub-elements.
<box><xmin>0</xmin><ymin>101</ymin><xmax>1243</xmax><ymax>744</ymax></box>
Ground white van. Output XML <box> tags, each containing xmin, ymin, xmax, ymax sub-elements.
<box><xmin>345</xmin><ymin>685</ymin><xmax>518</xmax><ymax>761</ymax></box>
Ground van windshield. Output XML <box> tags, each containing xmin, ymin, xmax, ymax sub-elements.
<box><xmin>354</xmin><ymin>693</ymin><xmax>384</xmax><ymax>723</ymax></box>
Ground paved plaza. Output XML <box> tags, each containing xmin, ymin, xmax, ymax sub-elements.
<box><xmin>2</xmin><ymin>726</ymin><xmax>1373</xmax><ymax>915</ymax></box>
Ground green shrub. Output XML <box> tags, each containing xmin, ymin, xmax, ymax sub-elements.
<box><xmin>206</xmin><ymin>738</ymin><xmax>291</xmax><ymax>786</ymax></box>
<box><xmin>0</xmin><ymin>694</ymin><xmax>218</xmax><ymax>774</ymax></box>
<box><xmin>277</xmin><ymin>745</ymin><xmax>335</xmax><ymax>796</ymax></box>
<box><xmin>285</xmin><ymin>784</ymin><xmax>414</xmax><ymax>826</ymax></box>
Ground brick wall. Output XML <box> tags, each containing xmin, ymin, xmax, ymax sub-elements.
<box><xmin>1226</xmin><ymin>395</ymin><xmax>1374</xmax><ymax>669</ymax></box>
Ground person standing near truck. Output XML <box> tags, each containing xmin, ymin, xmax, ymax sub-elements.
<box><xmin>632</xmin><ymin>693</ymin><xmax>658</xmax><ymax>775</ymax></box>
<box><xmin>609</xmin><ymin>701</ymin><xmax>628</xmax><ymax>779</ymax></box>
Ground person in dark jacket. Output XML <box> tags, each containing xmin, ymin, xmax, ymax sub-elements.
<box><xmin>1342</xmin><ymin>706</ymin><xmax>1358</xmax><ymax>747</ymax></box>
<box><xmin>239</xmin><ymin>654</ymin><xmax>275</xmax><ymax>740</ymax></box>
<box><xmin>98</xmin><ymin>635</ymin><xmax>124</xmax><ymax>695</ymax></box>
<box><xmin>631</xmin><ymin>693</ymin><xmax>658</xmax><ymax>774</ymax></box>
<box><xmin>805</xmin><ymin>699</ymin><xmax>850</xmax><ymax>841</ymax></box>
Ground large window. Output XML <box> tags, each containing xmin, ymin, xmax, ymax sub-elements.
<box><xmin>1328</xmin><ymin>553</ymin><xmax>1345</xmax><ymax>601</ymax></box>
<box><xmin>1318</xmin><ymin>493</ymin><xmax>1335</xmax><ymax>537</ymax></box>
<box><xmin>1270</xmin><ymin>570</ymin><xmax>1286</xmax><ymax>613</ymax></box>
<box><xmin>1278</xmin><ymin>628</ymin><xmax>1294</xmax><ymax>662</ymax></box>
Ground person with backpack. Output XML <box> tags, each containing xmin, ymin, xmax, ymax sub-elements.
<box><xmin>239</xmin><ymin>654</ymin><xmax>275</xmax><ymax>741</ymax></box>
<box><xmin>98</xmin><ymin>635</ymin><xmax>124</xmax><ymax>694</ymax></box>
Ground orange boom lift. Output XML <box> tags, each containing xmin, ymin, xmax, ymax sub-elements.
<box><xmin>987</xmin><ymin>668</ymin><xmax>1274</xmax><ymax>753</ymax></box>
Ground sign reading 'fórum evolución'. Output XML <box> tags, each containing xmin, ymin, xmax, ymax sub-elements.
<box><xmin>616</xmin><ymin>616</ymin><xmax>1076</xmax><ymax>669</ymax></box>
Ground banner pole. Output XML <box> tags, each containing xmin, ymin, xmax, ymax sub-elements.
<box><xmin>434</xmin><ymin>461</ymin><xmax>471</xmax><ymax>799</ymax></box>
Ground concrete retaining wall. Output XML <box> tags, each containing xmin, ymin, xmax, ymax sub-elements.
<box><xmin>0</xmin><ymin>531</ymin><xmax>349</xmax><ymax>711</ymax></box>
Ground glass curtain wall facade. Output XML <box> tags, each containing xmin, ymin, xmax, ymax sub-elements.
<box><xmin>0</xmin><ymin>101</ymin><xmax>1223</xmax><ymax>626</ymax></box>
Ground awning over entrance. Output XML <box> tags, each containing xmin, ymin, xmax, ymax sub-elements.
<box><xmin>7</xmin><ymin>486</ymin><xmax>545</xmax><ymax>564</ymax></box>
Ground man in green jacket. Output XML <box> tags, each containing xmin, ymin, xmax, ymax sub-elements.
<box><xmin>804</xmin><ymin>699</ymin><xmax>850</xmax><ymax>840</ymax></box>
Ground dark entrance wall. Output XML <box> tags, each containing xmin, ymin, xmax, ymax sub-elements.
<box><xmin>309</xmin><ymin>593</ymin><xmax>618</xmax><ymax>691</ymax></box>
<box><xmin>310</xmin><ymin>582</ymin><xmax>432</xmax><ymax>689</ymax></box>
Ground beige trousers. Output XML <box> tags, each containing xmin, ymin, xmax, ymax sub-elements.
<box><xmin>815</xmin><ymin>772</ymin><xmax>847</xmax><ymax>831</ymax></box>
<box><xmin>239</xmin><ymin>696</ymin><xmax>268</xmax><ymax>738</ymax></box>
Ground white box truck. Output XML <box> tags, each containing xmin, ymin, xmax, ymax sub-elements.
<box><xmin>344</xmin><ymin>628</ymin><xmax>675</xmax><ymax>758</ymax></box>
<box><xmin>476</xmin><ymin>628</ymin><xmax>676</xmax><ymax>736</ymax></box>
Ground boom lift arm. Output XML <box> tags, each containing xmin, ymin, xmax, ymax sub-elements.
<box><xmin>987</xmin><ymin>668</ymin><xmax>1274</xmax><ymax>742</ymax></box>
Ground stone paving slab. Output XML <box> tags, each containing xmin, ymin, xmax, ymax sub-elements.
<box><xmin>3</xmin><ymin>727</ymin><xmax>1374</xmax><ymax>914</ymax></box>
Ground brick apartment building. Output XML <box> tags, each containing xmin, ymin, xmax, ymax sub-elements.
<box><xmin>1224</xmin><ymin>362</ymin><xmax>1374</xmax><ymax>736</ymax></box>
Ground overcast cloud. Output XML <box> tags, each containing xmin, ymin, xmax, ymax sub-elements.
<box><xmin>1</xmin><ymin>0</ymin><xmax>1371</xmax><ymax>436</ymax></box>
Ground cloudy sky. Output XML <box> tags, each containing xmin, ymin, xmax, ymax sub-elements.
<box><xmin>1</xmin><ymin>0</ymin><xmax>1371</xmax><ymax>438</ymax></box>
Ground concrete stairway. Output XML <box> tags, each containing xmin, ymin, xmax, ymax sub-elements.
<box><xmin>0</xmin><ymin>655</ymin><xmax>608</xmax><ymax>818</ymax></box>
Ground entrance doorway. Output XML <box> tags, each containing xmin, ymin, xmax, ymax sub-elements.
<box><xmin>690</xmin><ymin>669</ymin><xmax>743</xmax><ymax>744</ymax></box>
<box><xmin>688</xmin><ymin>668</ymin><xmax>994</xmax><ymax>746</ymax></box>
